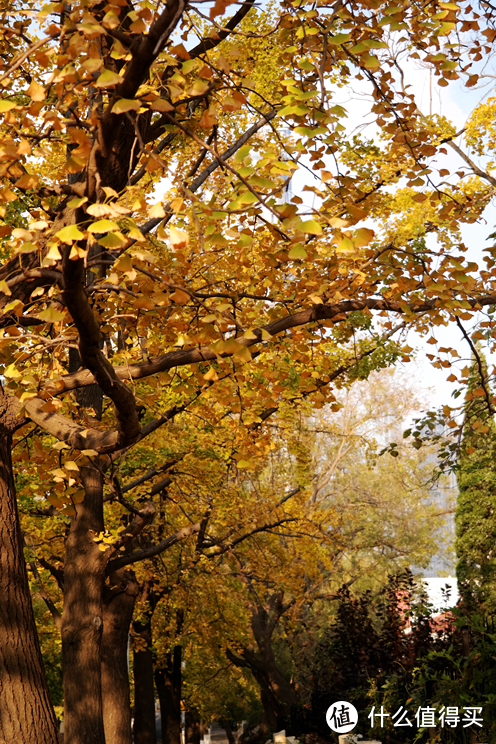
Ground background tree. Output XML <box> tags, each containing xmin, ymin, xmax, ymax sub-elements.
<box><xmin>456</xmin><ymin>350</ymin><xmax>496</xmax><ymax>613</ymax></box>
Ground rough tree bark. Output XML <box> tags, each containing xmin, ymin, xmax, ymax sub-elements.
<box><xmin>155</xmin><ymin>645</ymin><xmax>182</xmax><ymax>744</ymax></box>
<box><xmin>0</xmin><ymin>392</ymin><xmax>60</xmax><ymax>744</ymax></box>
<box><xmin>133</xmin><ymin>616</ymin><xmax>157</xmax><ymax>744</ymax></box>
<box><xmin>61</xmin><ymin>463</ymin><xmax>107</xmax><ymax>744</ymax></box>
<box><xmin>102</xmin><ymin>569</ymin><xmax>140</xmax><ymax>744</ymax></box>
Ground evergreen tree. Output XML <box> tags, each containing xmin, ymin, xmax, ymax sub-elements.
<box><xmin>456</xmin><ymin>349</ymin><xmax>496</xmax><ymax>613</ymax></box>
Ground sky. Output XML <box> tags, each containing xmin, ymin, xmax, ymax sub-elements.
<box><xmin>398</xmin><ymin>56</ymin><xmax>496</xmax><ymax>410</ymax></box>
<box><xmin>330</xmin><ymin>41</ymin><xmax>496</xmax><ymax>411</ymax></box>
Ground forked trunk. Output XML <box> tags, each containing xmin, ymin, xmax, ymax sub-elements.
<box><xmin>61</xmin><ymin>463</ymin><xmax>107</xmax><ymax>744</ymax></box>
<box><xmin>155</xmin><ymin>646</ymin><xmax>182</xmax><ymax>744</ymax></box>
<box><xmin>133</xmin><ymin>618</ymin><xmax>157</xmax><ymax>744</ymax></box>
<box><xmin>0</xmin><ymin>395</ymin><xmax>60</xmax><ymax>744</ymax></box>
<box><xmin>102</xmin><ymin>569</ymin><xmax>139</xmax><ymax>744</ymax></box>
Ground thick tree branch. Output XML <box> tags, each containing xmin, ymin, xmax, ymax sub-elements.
<box><xmin>46</xmin><ymin>294</ymin><xmax>496</xmax><ymax>395</ymax></box>
<box><xmin>62</xmin><ymin>245</ymin><xmax>141</xmax><ymax>448</ymax></box>
<box><xmin>188</xmin><ymin>0</ymin><xmax>256</xmax><ymax>58</ymax></box>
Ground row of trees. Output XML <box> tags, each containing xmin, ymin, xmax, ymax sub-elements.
<box><xmin>1</xmin><ymin>0</ymin><xmax>496</xmax><ymax>741</ymax></box>
<box><xmin>29</xmin><ymin>369</ymin><xmax>449</xmax><ymax>743</ymax></box>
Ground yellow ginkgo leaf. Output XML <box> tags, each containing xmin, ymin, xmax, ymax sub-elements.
<box><xmin>150</xmin><ymin>99</ymin><xmax>174</xmax><ymax>112</ymax></box>
<box><xmin>300</xmin><ymin>220</ymin><xmax>322</xmax><ymax>235</ymax></box>
<box><xmin>27</xmin><ymin>81</ymin><xmax>46</xmax><ymax>101</ymax></box>
<box><xmin>38</xmin><ymin>306</ymin><xmax>66</xmax><ymax>323</ymax></box>
<box><xmin>354</xmin><ymin>227</ymin><xmax>375</xmax><ymax>247</ymax></box>
<box><xmin>64</xmin><ymin>461</ymin><xmax>79</xmax><ymax>471</ymax></box>
<box><xmin>94</xmin><ymin>69</ymin><xmax>124</xmax><ymax>88</ymax></box>
<box><xmin>288</xmin><ymin>243</ymin><xmax>308</xmax><ymax>260</ymax></box>
<box><xmin>15</xmin><ymin>173</ymin><xmax>39</xmax><ymax>189</ymax></box>
<box><xmin>86</xmin><ymin>203</ymin><xmax>112</xmax><ymax>217</ymax></box>
<box><xmin>55</xmin><ymin>224</ymin><xmax>84</xmax><ymax>244</ymax></box>
<box><xmin>149</xmin><ymin>203</ymin><xmax>166</xmax><ymax>218</ymax></box>
<box><xmin>0</xmin><ymin>100</ymin><xmax>17</xmax><ymax>112</ymax></box>
<box><xmin>336</xmin><ymin>237</ymin><xmax>354</xmax><ymax>253</ymax></box>
<box><xmin>87</xmin><ymin>219</ymin><xmax>119</xmax><ymax>233</ymax></box>
<box><xmin>67</xmin><ymin>196</ymin><xmax>88</xmax><ymax>208</ymax></box>
<box><xmin>46</xmin><ymin>244</ymin><xmax>62</xmax><ymax>261</ymax></box>
<box><xmin>169</xmin><ymin>225</ymin><xmax>189</xmax><ymax>248</ymax></box>
<box><xmin>111</xmin><ymin>98</ymin><xmax>140</xmax><ymax>114</ymax></box>
<box><xmin>170</xmin><ymin>288</ymin><xmax>190</xmax><ymax>304</ymax></box>
<box><xmin>188</xmin><ymin>80</ymin><xmax>209</xmax><ymax>97</ymax></box>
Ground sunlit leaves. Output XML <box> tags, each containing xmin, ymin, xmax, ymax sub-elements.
<box><xmin>111</xmin><ymin>99</ymin><xmax>141</xmax><ymax>114</ymax></box>
<box><xmin>94</xmin><ymin>69</ymin><xmax>124</xmax><ymax>87</ymax></box>
<box><xmin>55</xmin><ymin>225</ymin><xmax>84</xmax><ymax>244</ymax></box>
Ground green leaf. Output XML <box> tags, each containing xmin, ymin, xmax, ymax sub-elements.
<box><xmin>328</xmin><ymin>33</ymin><xmax>351</xmax><ymax>45</ymax></box>
<box><xmin>364</xmin><ymin>55</ymin><xmax>380</xmax><ymax>69</ymax></box>
<box><xmin>208</xmin><ymin>233</ymin><xmax>229</xmax><ymax>246</ymax></box>
<box><xmin>235</xmin><ymin>145</ymin><xmax>251</xmax><ymax>163</ymax></box>
<box><xmin>293</xmin><ymin>126</ymin><xmax>328</xmax><ymax>137</ymax></box>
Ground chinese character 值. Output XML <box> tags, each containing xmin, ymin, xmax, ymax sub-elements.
<box><xmin>329</xmin><ymin>704</ymin><xmax>351</xmax><ymax>728</ymax></box>
<box><xmin>415</xmin><ymin>707</ymin><xmax>436</xmax><ymax>727</ymax></box>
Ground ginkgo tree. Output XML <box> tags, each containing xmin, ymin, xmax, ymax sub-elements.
<box><xmin>3</xmin><ymin>0</ymin><xmax>496</xmax><ymax>742</ymax></box>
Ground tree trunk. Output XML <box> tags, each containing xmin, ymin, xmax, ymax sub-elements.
<box><xmin>102</xmin><ymin>569</ymin><xmax>139</xmax><ymax>744</ymax></box>
<box><xmin>0</xmin><ymin>394</ymin><xmax>60</xmax><ymax>744</ymax></box>
<box><xmin>133</xmin><ymin>618</ymin><xmax>157</xmax><ymax>744</ymax></box>
<box><xmin>185</xmin><ymin>710</ymin><xmax>201</xmax><ymax>744</ymax></box>
<box><xmin>253</xmin><ymin>671</ymin><xmax>280</xmax><ymax>731</ymax></box>
<box><xmin>69</xmin><ymin>347</ymin><xmax>103</xmax><ymax>418</ymax></box>
<box><xmin>61</xmin><ymin>463</ymin><xmax>107</xmax><ymax>744</ymax></box>
<box><xmin>226</xmin><ymin>598</ymin><xmax>296</xmax><ymax>733</ymax></box>
<box><xmin>220</xmin><ymin>719</ymin><xmax>236</xmax><ymax>744</ymax></box>
<box><xmin>155</xmin><ymin>646</ymin><xmax>182</xmax><ymax>744</ymax></box>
